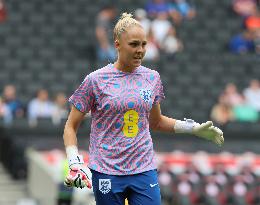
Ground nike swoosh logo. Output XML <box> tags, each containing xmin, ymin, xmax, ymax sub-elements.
<box><xmin>150</xmin><ymin>183</ymin><xmax>158</xmax><ymax>187</ymax></box>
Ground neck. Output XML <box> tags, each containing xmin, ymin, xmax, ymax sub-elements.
<box><xmin>114</xmin><ymin>61</ymin><xmax>137</xmax><ymax>73</ymax></box>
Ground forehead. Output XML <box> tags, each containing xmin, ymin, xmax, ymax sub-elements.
<box><xmin>122</xmin><ymin>25</ymin><xmax>146</xmax><ymax>41</ymax></box>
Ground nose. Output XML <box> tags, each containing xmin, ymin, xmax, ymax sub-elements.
<box><xmin>136</xmin><ymin>45</ymin><xmax>145</xmax><ymax>53</ymax></box>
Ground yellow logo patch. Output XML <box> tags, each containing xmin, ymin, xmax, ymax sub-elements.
<box><xmin>123</xmin><ymin>110</ymin><xmax>139</xmax><ymax>138</ymax></box>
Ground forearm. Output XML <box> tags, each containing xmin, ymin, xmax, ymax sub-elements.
<box><xmin>63</xmin><ymin>122</ymin><xmax>78</xmax><ymax>147</ymax></box>
<box><xmin>63</xmin><ymin>122</ymin><xmax>83</xmax><ymax>166</ymax></box>
<box><xmin>151</xmin><ymin>116</ymin><xmax>224</xmax><ymax>145</ymax></box>
<box><xmin>149</xmin><ymin>103</ymin><xmax>197</xmax><ymax>134</ymax></box>
<box><xmin>151</xmin><ymin>115</ymin><xmax>197</xmax><ymax>134</ymax></box>
<box><xmin>63</xmin><ymin>106</ymin><xmax>87</xmax><ymax>161</ymax></box>
<box><xmin>150</xmin><ymin>115</ymin><xmax>176</xmax><ymax>132</ymax></box>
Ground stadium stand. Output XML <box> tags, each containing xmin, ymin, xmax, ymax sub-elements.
<box><xmin>0</xmin><ymin>0</ymin><xmax>260</xmax><ymax>204</ymax></box>
<box><xmin>1</xmin><ymin>0</ymin><xmax>260</xmax><ymax>169</ymax></box>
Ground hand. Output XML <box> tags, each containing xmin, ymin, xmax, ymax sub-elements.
<box><xmin>64</xmin><ymin>164</ymin><xmax>92</xmax><ymax>189</ymax></box>
<box><xmin>192</xmin><ymin>121</ymin><xmax>224</xmax><ymax>146</ymax></box>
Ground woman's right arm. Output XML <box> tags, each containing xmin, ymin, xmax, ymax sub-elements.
<box><xmin>63</xmin><ymin>105</ymin><xmax>86</xmax><ymax>147</ymax></box>
<box><xmin>63</xmin><ymin>105</ymin><xmax>92</xmax><ymax>189</ymax></box>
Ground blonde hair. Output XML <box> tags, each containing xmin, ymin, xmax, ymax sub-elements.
<box><xmin>113</xmin><ymin>12</ymin><xmax>142</xmax><ymax>40</ymax></box>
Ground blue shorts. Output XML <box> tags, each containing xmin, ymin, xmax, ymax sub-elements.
<box><xmin>91</xmin><ymin>169</ymin><xmax>161</xmax><ymax>205</ymax></box>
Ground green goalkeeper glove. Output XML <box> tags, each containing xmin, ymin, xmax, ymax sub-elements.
<box><xmin>174</xmin><ymin>119</ymin><xmax>224</xmax><ymax>146</ymax></box>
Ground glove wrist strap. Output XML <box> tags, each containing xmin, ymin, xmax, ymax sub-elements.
<box><xmin>66</xmin><ymin>145</ymin><xmax>84</xmax><ymax>167</ymax></box>
<box><xmin>174</xmin><ymin>118</ymin><xmax>196</xmax><ymax>134</ymax></box>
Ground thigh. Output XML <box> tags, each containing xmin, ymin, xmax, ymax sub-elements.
<box><xmin>91</xmin><ymin>170</ymin><xmax>126</xmax><ymax>205</ymax></box>
<box><xmin>128</xmin><ymin>170</ymin><xmax>161</xmax><ymax>205</ymax></box>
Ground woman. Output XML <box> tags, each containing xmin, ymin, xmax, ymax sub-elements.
<box><xmin>63</xmin><ymin>12</ymin><xmax>224</xmax><ymax>205</ymax></box>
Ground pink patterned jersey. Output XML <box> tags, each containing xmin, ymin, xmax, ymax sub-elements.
<box><xmin>69</xmin><ymin>64</ymin><xmax>165</xmax><ymax>175</ymax></box>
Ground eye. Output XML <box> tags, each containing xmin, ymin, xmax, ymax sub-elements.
<box><xmin>129</xmin><ymin>42</ymin><xmax>138</xmax><ymax>47</ymax></box>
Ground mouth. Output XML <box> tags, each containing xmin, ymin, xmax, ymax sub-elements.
<box><xmin>133</xmin><ymin>56</ymin><xmax>143</xmax><ymax>60</ymax></box>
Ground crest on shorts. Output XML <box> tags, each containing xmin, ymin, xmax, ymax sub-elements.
<box><xmin>140</xmin><ymin>89</ymin><xmax>152</xmax><ymax>103</ymax></box>
<box><xmin>99</xmin><ymin>179</ymin><xmax>111</xmax><ymax>194</ymax></box>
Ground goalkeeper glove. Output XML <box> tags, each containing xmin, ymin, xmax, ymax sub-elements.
<box><xmin>174</xmin><ymin>119</ymin><xmax>224</xmax><ymax>146</ymax></box>
<box><xmin>64</xmin><ymin>146</ymin><xmax>92</xmax><ymax>189</ymax></box>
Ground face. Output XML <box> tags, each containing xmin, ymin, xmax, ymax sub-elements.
<box><xmin>250</xmin><ymin>79</ymin><xmax>260</xmax><ymax>89</ymax></box>
<box><xmin>56</xmin><ymin>93</ymin><xmax>67</xmax><ymax>106</ymax></box>
<box><xmin>115</xmin><ymin>25</ymin><xmax>147</xmax><ymax>71</ymax></box>
<box><xmin>4</xmin><ymin>85</ymin><xmax>16</xmax><ymax>100</ymax></box>
<box><xmin>38</xmin><ymin>89</ymin><xmax>49</xmax><ymax>101</ymax></box>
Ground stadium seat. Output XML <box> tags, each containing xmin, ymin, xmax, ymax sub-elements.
<box><xmin>0</xmin><ymin>47</ymin><xmax>11</xmax><ymax>59</ymax></box>
<box><xmin>14</xmin><ymin>47</ymin><xmax>35</xmax><ymax>60</ymax></box>
<box><xmin>26</xmin><ymin>60</ymin><xmax>46</xmax><ymax>72</ymax></box>
<box><xmin>14</xmin><ymin>71</ymin><xmax>34</xmax><ymax>85</ymax></box>
<box><xmin>0</xmin><ymin>0</ymin><xmax>259</xmax><ymax>156</ymax></box>
<box><xmin>48</xmin><ymin>83</ymin><xmax>67</xmax><ymax>94</ymax></box>
<box><xmin>23</xmin><ymin>83</ymin><xmax>44</xmax><ymax>98</ymax></box>
<box><xmin>50</xmin><ymin>60</ymin><xmax>68</xmax><ymax>72</ymax></box>
<box><xmin>251</xmin><ymin>66</ymin><xmax>260</xmax><ymax>76</ymax></box>
<box><xmin>35</xmin><ymin>71</ymin><xmax>57</xmax><ymax>84</ymax></box>
<box><xmin>15</xmin><ymin>24</ymin><xmax>35</xmax><ymax>37</ymax></box>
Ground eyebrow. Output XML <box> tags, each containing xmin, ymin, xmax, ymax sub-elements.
<box><xmin>129</xmin><ymin>40</ymin><xmax>147</xmax><ymax>43</ymax></box>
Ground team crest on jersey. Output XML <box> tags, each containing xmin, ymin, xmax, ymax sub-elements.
<box><xmin>140</xmin><ymin>89</ymin><xmax>152</xmax><ymax>103</ymax></box>
<box><xmin>99</xmin><ymin>179</ymin><xmax>111</xmax><ymax>194</ymax></box>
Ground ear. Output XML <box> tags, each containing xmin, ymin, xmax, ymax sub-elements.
<box><xmin>114</xmin><ymin>39</ymin><xmax>120</xmax><ymax>49</ymax></box>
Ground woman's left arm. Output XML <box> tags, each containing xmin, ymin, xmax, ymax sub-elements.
<box><xmin>149</xmin><ymin>103</ymin><xmax>176</xmax><ymax>132</ymax></box>
<box><xmin>149</xmin><ymin>104</ymin><xmax>224</xmax><ymax>146</ymax></box>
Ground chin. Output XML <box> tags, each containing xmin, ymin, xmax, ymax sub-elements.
<box><xmin>133</xmin><ymin>61</ymin><xmax>142</xmax><ymax>67</ymax></box>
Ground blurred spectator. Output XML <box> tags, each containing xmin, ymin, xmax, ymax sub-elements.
<box><xmin>252</xmin><ymin>28</ymin><xmax>260</xmax><ymax>53</ymax></box>
<box><xmin>52</xmin><ymin>92</ymin><xmax>69</xmax><ymax>125</ymax></box>
<box><xmin>143</xmin><ymin>29</ymin><xmax>160</xmax><ymax>61</ymax></box>
<box><xmin>145</xmin><ymin>0</ymin><xmax>172</xmax><ymax>19</ymax></box>
<box><xmin>134</xmin><ymin>8</ymin><xmax>160</xmax><ymax>61</ymax></box>
<box><xmin>203</xmin><ymin>175</ymin><xmax>222</xmax><ymax>205</ymax></box>
<box><xmin>185</xmin><ymin>162</ymin><xmax>202</xmax><ymax>204</ymax></box>
<box><xmin>212</xmin><ymin>163</ymin><xmax>230</xmax><ymax>188</ymax></box>
<box><xmin>158</xmin><ymin>163</ymin><xmax>175</xmax><ymax>205</ymax></box>
<box><xmin>169</xmin><ymin>0</ymin><xmax>196</xmax><ymax>22</ymax></box>
<box><xmin>232</xmin><ymin>95</ymin><xmax>259</xmax><ymax>122</ymax></box>
<box><xmin>95</xmin><ymin>5</ymin><xmax>117</xmax><ymax>62</ymax></box>
<box><xmin>232</xmin><ymin>0</ymin><xmax>258</xmax><ymax>17</ymax></box>
<box><xmin>3</xmin><ymin>84</ymin><xmax>25</xmax><ymax>118</ymax></box>
<box><xmin>176</xmin><ymin>174</ymin><xmax>193</xmax><ymax>205</ymax></box>
<box><xmin>151</xmin><ymin>11</ymin><xmax>173</xmax><ymax>45</ymax></box>
<box><xmin>223</xmin><ymin>83</ymin><xmax>244</xmax><ymax>107</ymax></box>
<box><xmin>212</xmin><ymin>163</ymin><xmax>230</xmax><ymax>204</ymax></box>
<box><xmin>0</xmin><ymin>97</ymin><xmax>12</xmax><ymax>125</ymax></box>
<box><xmin>58</xmin><ymin>158</ymin><xmax>73</xmax><ymax>205</ymax></box>
<box><xmin>233</xmin><ymin>162</ymin><xmax>257</xmax><ymax>204</ymax></box>
<box><xmin>161</xmin><ymin>26</ymin><xmax>183</xmax><ymax>57</ymax></box>
<box><xmin>134</xmin><ymin>8</ymin><xmax>151</xmax><ymax>35</ymax></box>
<box><xmin>240</xmin><ymin>164</ymin><xmax>257</xmax><ymax>188</ymax></box>
<box><xmin>28</xmin><ymin>89</ymin><xmax>54</xmax><ymax>126</ymax></box>
<box><xmin>0</xmin><ymin>0</ymin><xmax>6</xmax><ymax>22</ymax></box>
<box><xmin>243</xmin><ymin>79</ymin><xmax>260</xmax><ymax>111</ymax></box>
<box><xmin>210</xmin><ymin>94</ymin><xmax>234</xmax><ymax>126</ymax></box>
<box><xmin>244</xmin><ymin>10</ymin><xmax>260</xmax><ymax>31</ymax></box>
<box><xmin>151</xmin><ymin>11</ymin><xmax>183</xmax><ymax>56</ymax></box>
<box><xmin>254</xmin><ymin>179</ymin><xmax>260</xmax><ymax>204</ymax></box>
<box><xmin>244</xmin><ymin>10</ymin><xmax>260</xmax><ymax>54</ymax></box>
<box><xmin>185</xmin><ymin>162</ymin><xmax>201</xmax><ymax>185</ymax></box>
<box><xmin>145</xmin><ymin>0</ymin><xmax>188</xmax><ymax>25</ymax></box>
<box><xmin>229</xmin><ymin>30</ymin><xmax>255</xmax><ymax>54</ymax></box>
<box><xmin>231</xmin><ymin>175</ymin><xmax>250</xmax><ymax>205</ymax></box>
